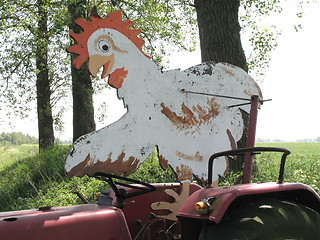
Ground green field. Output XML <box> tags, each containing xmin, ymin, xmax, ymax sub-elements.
<box><xmin>256</xmin><ymin>142</ymin><xmax>320</xmax><ymax>154</ymax></box>
<box><xmin>253</xmin><ymin>142</ymin><xmax>320</xmax><ymax>193</ymax></box>
<box><xmin>0</xmin><ymin>142</ymin><xmax>319</xmax><ymax>212</ymax></box>
<box><xmin>0</xmin><ymin>145</ymin><xmax>175</xmax><ymax>212</ymax></box>
<box><xmin>0</xmin><ymin>144</ymin><xmax>38</xmax><ymax>171</ymax></box>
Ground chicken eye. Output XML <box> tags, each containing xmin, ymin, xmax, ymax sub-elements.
<box><xmin>98</xmin><ymin>39</ymin><xmax>111</xmax><ymax>53</ymax></box>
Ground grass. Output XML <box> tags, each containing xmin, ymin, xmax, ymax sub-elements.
<box><xmin>254</xmin><ymin>142</ymin><xmax>320</xmax><ymax>193</ymax></box>
<box><xmin>220</xmin><ymin>142</ymin><xmax>320</xmax><ymax>194</ymax></box>
<box><xmin>0</xmin><ymin>144</ymin><xmax>38</xmax><ymax>171</ymax></box>
<box><xmin>0</xmin><ymin>145</ymin><xmax>175</xmax><ymax>212</ymax></box>
<box><xmin>0</xmin><ymin>145</ymin><xmax>108</xmax><ymax>211</ymax></box>
<box><xmin>0</xmin><ymin>142</ymin><xmax>319</xmax><ymax>212</ymax></box>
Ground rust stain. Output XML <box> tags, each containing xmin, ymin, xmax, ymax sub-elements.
<box><xmin>226</xmin><ymin>129</ymin><xmax>237</xmax><ymax>150</ymax></box>
<box><xmin>161</xmin><ymin>98</ymin><xmax>220</xmax><ymax>135</ymax></box>
<box><xmin>176</xmin><ymin>164</ymin><xmax>193</xmax><ymax>182</ymax></box>
<box><xmin>253</xmin><ymin>81</ymin><xmax>263</xmax><ymax>99</ymax></box>
<box><xmin>221</xmin><ymin>62</ymin><xmax>237</xmax><ymax>69</ymax></box>
<box><xmin>221</xmin><ymin>63</ymin><xmax>263</xmax><ymax>103</ymax></box>
<box><xmin>221</xmin><ymin>65</ymin><xmax>235</xmax><ymax>76</ymax></box>
<box><xmin>67</xmin><ymin>150</ymin><xmax>139</xmax><ymax>177</ymax></box>
<box><xmin>159</xmin><ymin>155</ymin><xmax>168</xmax><ymax>170</ymax></box>
<box><xmin>244</xmin><ymin>89</ymin><xmax>253</xmax><ymax>97</ymax></box>
<box><xmin>176</xmin><ymin>151</ymin><xmax>203</xmax><ymax>162</ymax></box>
<box><xmin>193</xmin><ymin>98</ymin><xmax>220</xmax><ymax>124</ymax></box>
<box><xmin>244</xmin><ymin>82</ymin><xmax>263</xmax><ymax>102</ymax></box>
<box><xmin>195</xmin><ymin>175</ymin><xmax>218</xmax><ymax>187</ymax></box>
<box><xmin>243</xmin><ymin>80</ymin><xmax>262</xmax><ymax>98</ymax></box>
<box><xmin>194</xmin><ymin>175</ymin><xmax>207</xmax><ymax>187</ymax></box>
<box><xmin>194</xmin><ymin>157</ymin><xmax>229</xmax><ymax>187</ymax></box>
<box><xmin>225</xmin><ymin>128</ymin><xmax>237</xmax><ymax>176</ymax></box>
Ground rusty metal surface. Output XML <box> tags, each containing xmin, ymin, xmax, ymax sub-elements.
<box><xmin>109</xmin><ymin>182</ymin><xmax>202</xmax><ymax>238</ymax></box>
<box><xmin>65</xmin><ymin>10</ymin><xmax>262</xmax><ymax>184</ymax></box>
<box><xmin>243</xmin><ymin>96</ymin><xmax>259</xmax><ymax>184</ymax></box>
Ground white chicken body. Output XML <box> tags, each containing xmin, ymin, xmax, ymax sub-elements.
<box><xmin>65</xmin><ymin>10</ymin><xmax>262</xmax><ymax>185</ymax></box>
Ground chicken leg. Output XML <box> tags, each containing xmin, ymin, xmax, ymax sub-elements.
<box><xmin>151</xmin><ymin>181</ymin><xmax>190</xmax><ymax>221</ymax></box>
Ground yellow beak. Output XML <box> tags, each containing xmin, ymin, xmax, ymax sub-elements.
<box><xmin>88</xmin><ymin>54</ymin><xmax>115</xmax><ymax>78</ymax></box>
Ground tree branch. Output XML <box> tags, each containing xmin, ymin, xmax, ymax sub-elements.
<box><xmin>0</xmin><ymin>57</ymin><xmax>25</xmax><ymax>97</ymax></box>
<box><xmin>176</xmin><ymin>0</ymin><xmax>196</xmax><ymax>7</ymax></box>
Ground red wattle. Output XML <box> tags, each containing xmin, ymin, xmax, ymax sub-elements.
<box><xmin>108</xmin><ymin>67</ymin><xmax>128</xmax><ymax>89</ymax></box>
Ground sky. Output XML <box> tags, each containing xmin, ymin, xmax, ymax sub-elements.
<box><xmin>245</xmin><ymin>1</ymin><xmax>320</xmax><ymax>141</ymax></box>
<box><xmin>168</xmin><ymin>1</ymin><xmax>320</xmax><ymax>142</ymax></box>
<box><xmin>1</xmin><ymin>1</ymin><xmax>320</xmax><ymax>142</ymax></box>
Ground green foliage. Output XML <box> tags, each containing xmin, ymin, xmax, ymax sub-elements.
<box><xmin>0</xmin><ymin>0</ymin><xmax>71</xmax><ymax>135</ymax></box>
<box><xmin>0</xmin><ymin>0</ymin><xmax>197</xmax><ymax>136</ymax></box>
<box><xmin>0</xmin><ymin>145</ymin><xmax>176</xmax><ymax>212</ymax></box>
<box><xmin>131</xmin><ymin>149</ymin><xmax>177</xmax><ymax>183</ymax></box>
<box><xmin>0</xmin><ymin>144</ymin><xmax>38</xmax><ymax>171</ymax></box>
<box><xmin>240</xmin><ymin>0</ymin><xmax>313</xmax><ymax>80</ymax></box>
<box><xmin>220</xmin><ymin>142</ymin><xmax>320</xmax><ymax>195</ymax></box>
<box><xmin>0</xmin><ymin>142</ymin><xmax>319</xmax><ymax>212</ymax></box>
<box><xmin>1</xmin><ymin>0</ymin><xmax>314</xmax><ymax>137</ymax></box>
<box><xmin>87</xmin><ymin>0</ymin><xmax>197</xmax><ymax>96</ymax></box>
<box><xmin>240</xmin><ymin>0</ymin><xmax>280</xmax><ymax>79</ymax></box>
<box><xmin>239</xmin><ymin>0</ymin><xmax>315</xmax><ymax>81</ymax></box>
<box><xmin>0</xmin><ymin>132</ymin><xmax>38</xmax><ymax>145</ymax></box>
<box><xmin>0</xmin><ymin>145</ymin><xmax>108</xmax><ymax>211</ymax></box>
<box><xmin>252</xmin><ymin>142</ymin><xmax>320</xmax><ymax>194</ymax></box>
<box><xmin>84</xmin><ymin>0</ymin><xmax>196</xmax><ymax>65</ymax></box>
<box><xmin>111</xmin><ymin>0</ymin><xmax>197</xmax><ymax>64</ymax></box>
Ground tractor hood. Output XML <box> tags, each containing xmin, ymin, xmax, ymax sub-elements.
<box><xmin>0</xmin><ymin>204</ymin><xmax>132</xmax><ymax>240</ymax></box>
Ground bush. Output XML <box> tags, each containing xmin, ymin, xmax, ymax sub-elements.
<box><xmin>131</xmin><ymin>149</ymin><xmax>177</xmax><ymax>183</ymax></box>
<box><xmin>3</xmin><ymin>142</ymin><xmax>318</xmax><ymax>212</ymax></box>
<box><xmin>0</xmin><ymin>145</ymin><xmax>177</xmax><ymax>211</ymax></box>
<box><xmin>0</xmin><ymin>132</ymin><xmax>38</xmax><ymax>145</ymax></box>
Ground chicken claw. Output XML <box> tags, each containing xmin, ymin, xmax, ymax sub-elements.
<box><xmin>151</xmin><ymin>182</ymin><xmax>190</xmax><ymax>221</ymax></box>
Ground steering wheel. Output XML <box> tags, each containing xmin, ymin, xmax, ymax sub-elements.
<box><xmin>94</xmin><ymin>172</ymin><xmax>156</xmax><ymax>200</ymax></box>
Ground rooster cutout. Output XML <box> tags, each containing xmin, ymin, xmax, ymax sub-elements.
<box><xmin>65</xmin><ymin>10</ymin><xmax>262</xmax><ymax>221</ymax></box>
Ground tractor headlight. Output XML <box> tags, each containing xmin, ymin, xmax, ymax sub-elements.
<box><xmin>195</xmin><ymin>200</ymin><xmax>211</xmax><ymax>215</ymax></box>
<box><xmin>194</xmin><ymin>198</ymin><xmax>215</xmax><ymax>216</ymax></box>
<box><xmin>94</xmin><ymin>192</ymin><xmax>101</xmax><ymax>200</ymax></box>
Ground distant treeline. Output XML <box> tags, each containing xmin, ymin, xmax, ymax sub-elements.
<box><xmin>0</xmin><ymin>132</ymin><xmax>38</xmax><ymax>145</ymax></box>
<box><xmin>256</xmin><ymin>137</ymin><xmax>320</xmax><ymax>143</ymax></box>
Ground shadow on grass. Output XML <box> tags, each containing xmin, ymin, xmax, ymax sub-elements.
<box><xmin>0</xmin><ymin>145</ymin><xmax>70</xmax><ymax>211</ymax></box>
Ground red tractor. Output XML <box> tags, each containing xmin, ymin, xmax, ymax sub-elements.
<box><xmin>1</xmin><ymin>10</ymin><xmax>320</xmax><ymax>240</ymax></box>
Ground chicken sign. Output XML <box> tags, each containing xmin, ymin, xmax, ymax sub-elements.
<box><xmin>65</xmin><ymin>10</ymin><xmax>262</xmax><ymax>220</ymax></box>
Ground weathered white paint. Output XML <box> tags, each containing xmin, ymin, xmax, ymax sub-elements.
<box><xmin>65</xmin><ymin>11</ymin><xmax>262</xmax><ymax>185</ymax></box>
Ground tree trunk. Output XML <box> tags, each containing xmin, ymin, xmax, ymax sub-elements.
<box><xmin>195</xmin><ymin>0</ymin><xmax>247</xmax><ymax>71</ymax></box>
<box><xmin>68</xmin><ymin>1</ymin><xmax>96</xmax><ymax>142</ymax></box>
<box><xmin>36</xmin><ymin>0</ymin><xmax>54</xmax><ymax>150</ymax></box>
<box><xmin>195</xmin><ymin>0</ymin><xmax>248</xmax><ymax>171</ymax></box>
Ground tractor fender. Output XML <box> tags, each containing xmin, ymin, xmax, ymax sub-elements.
<box><xmin>178</xmin><ymin>182</ymin><xmax>320</xmax><ymax>224</ymax></box>
<box><xmin>0</xmin><ymin>204</ymin><xmax>132</xmax><ymax>240</ymax></box>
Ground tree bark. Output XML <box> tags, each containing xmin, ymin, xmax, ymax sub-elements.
<box><xmin>195</xmin><ymin>0</ymin><xmax>248</xmax><ymax>171</ymax></box>
<box><xmin>195</xmin><ymin>0</ymin><xmax>247</xmax><ymax>71</ymax></box>
<box><xmin>68</xmin><ymin>1</ymin><xmax>96</xmax><ymax>142</ymax></box>
<box><xmin>36</xmin><ymin>0</ymin><xmax>54</xmax><ymax>150</ymax></box>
